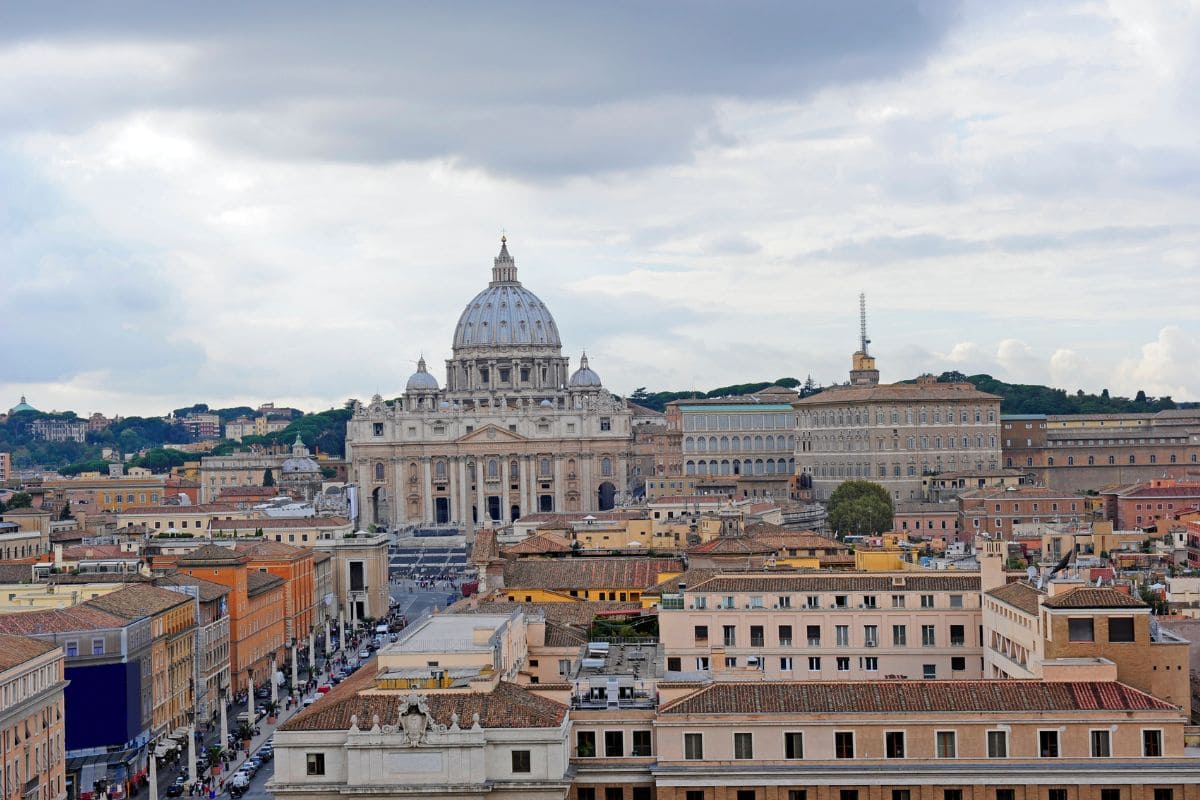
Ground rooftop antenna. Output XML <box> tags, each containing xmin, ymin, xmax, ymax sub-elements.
<box><xmin>859</xmin><ymin>292</ymin><xmax>870</xmax><ymax>356</ymax></box>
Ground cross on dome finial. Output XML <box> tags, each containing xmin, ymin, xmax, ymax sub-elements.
<box><xmin>492</xmin><ymin>236</ymin><xmax>518</xmax><ymax>284</ymax></box>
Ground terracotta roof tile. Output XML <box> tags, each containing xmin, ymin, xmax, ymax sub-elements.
<box><xmin>0</xmin><ymin>633</ymin><xmax>58</xmax><ymax>672</ymax></box>
<box><xmin>1042</xmin><ymin>586</ymin><xmax>1146</xmax><ymax>609</ymax></box>
<box><xmin>985</xmin><ymin>581</ymin><xmax>1044</xmax><ymax>615</ymax></box>
<box><xmin>470</xmin><ymin>529</ymin><xmax>500</xmax><ymax>564</ymax></box>
<box><xmin>688</xmin><ymin>536</ymin><xmax>775</xmax><ymax>556</ymax></box>
<box><xmin>687</xmin><ymin>572</ymin><xmax>980</xmax><ymax>594</ymax></box>
<box><xmin>795</xmin><ymin>382</ymin><xmax>1001</xmax><ymax>404</ymax></box>
<box><xmin>503</xmin><ymin>557</ymin><xmax>684</xmax><ymax>591</ymax></box>
<box><xmin>153</xmin><ymin>573</ymin><xmax>231</xmax><ymax>603</ymax></box>
<box><xmin>233</xmin><ymin>540</ymin><xmax>308</xmax><ymax>559</ymax></box>
<box><xmin>281</xmin><ymin>679</ymin><xmax>565</xmax><ymax>731</ymax></box>
<box><xmin>502</xmin><ymin>531</ymin><xmax>573</xmax><ymax>556</ymax></box>
<box><xmin>660</xmin><ymin>680</ymin><xmax>1178</xmax><ymax>715</ymax></box>
<box><xmin>452</xmin><ymin>599</ymin><xmax>644</xmax><ymax>631</ymax></box>
<box><xmin>177</xmin><ymin>544</ymin><xmax>249</xmax><ymax>565</ymax></box>
<box><xmin>0</xmin><ymin>605</ymin><xmax>132</xmax><ymax>634</ymax></box>
<box><xmin>84</xmin><ymin>584</ymin><xmax>193</xmax><ymax>620</ymax></box>
<box><xmin>246</xmin><ymin>571</ymin><xmax>285</xmax><ymax>597</ymax></box>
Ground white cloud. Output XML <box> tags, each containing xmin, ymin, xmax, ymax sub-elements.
<box><xmin>1113</xmin><ymin>326</ymin><xmax>1200</xmax><ymax>402</ymax></box>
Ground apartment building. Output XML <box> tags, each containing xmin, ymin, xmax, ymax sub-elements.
<box><xmin>0</xmin><ymin>634</ymin><xmax>67</xmax><ymax>800</ymax></box>
<box><xmin>1001</xmin><ymin>410</ymin><xmax>1200</xmax><ymax>492</ymax></box>
<box><xmin>175</xmin><ymin>545</ymin><xmax>285</xmax><ymax>692</ymax></box>
<box><xmin>650</xmin><ymin>680</ymin><xmax>1195</xmax><ymax>800</ymax></box>
<box><xmin>153</xmin><ymin>573</ymin><xmax>231</xmax><ymax>725</ymax></box>
<box><xmin>85</xmin><ymin>585</ymin><xmax>198</xmax><ymax>741</ymax></box>
<box><xmin>1100</xmin><ymin>479</ymin><xmax>1200</xmax><ymax>530</ymax></box>
<box><xmin>979</xmin><ymin>539</ymin><xmax>1190</xmax><ymax>714</ymax></box>
<box><xmin>958</xmin><ymin>486</ymin><xmax>1088</xmax><ymax>539</ymax></box>
<box><xmin>658</xmin><ymin>573</ymin><xmax>981</xmax><ymax>680</ymax></box>
<box><xmin>232</xmin><ymin>540</ymin><xmax>317</xmax><ymax>641</ymax></box>
<box><xmin>0</xmin><ymin>606</ymin><xmax>154</xmax><ymax>798</ymax></box>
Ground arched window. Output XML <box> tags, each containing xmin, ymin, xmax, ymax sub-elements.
<box><xmin>510</xmin><ymin>460</ymin><xmax>519</xmax><ymax>480</ymax></box>
<box><xmin>1128</xmin><ymin>455</ymin><xmax>1136</xmax><ymax>464</ymax></box>
<box><xmin>686</xmin><ymin>460</ymin><xmax>696</xmax><ymax>476</ymax></box>
<box><xmin>539</xmin><ymin>457</ymin><xmax>551</xmax><ymax>476</ymax></box>
<box><xmin>1067</xmin><ymin>456</ymin><xmax>1074</xmax><ymax>466</ymax></box>
<box><xmin>709</xmin><ymin>436</ymin><xmax>718</xmax><ymax>451</ymax></box>
<box><xmin>685</xmin><ymin>436</ymin><xmax>694</xmax><ymax>452</ymax></box>
<box><xmin>487</xmin><ymin>459</ymin><xmax>499</xmax><ymax>479</ymax></box>
<box><xmin>374</xmin><ymin>462</ymin><xmax>385</xmax><ymax>481</ymax></box>
<box><xmin>601</xmin><ymin>457</ymin><xmax>613</xmax><ymax>477</ymax></box>
<box><xmin>1108</xmin><ymin>455</ymin><xmax>1115</xmax><ymax>465</ymax></box>
<box><xmin>754</xmin><ymin>435</ymin><xmax>764</xmax><ymax>450</ymax></box>
<box><xmin>1047</xmin><ymin>457</ymin><xmax>1054</xmax><ymax>466</ymax></box>
<box><xmin>697</xmin><ymin>438</ymin><xmax>707</xmax><ymax>452</ymax></box>
<box><xmin>435</xmin><ymin>461</ymin><xmax>447</xmax><ymax>479</ymax></box>
<box><xmin>720</xmin><ymin>436</ymin><xmax>729</xmax><ymax>451</ymax></box>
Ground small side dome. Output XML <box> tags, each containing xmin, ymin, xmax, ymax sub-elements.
<box><xmin>539</xmin><ymin>399</ymin><xmax>554</xmax><ymax>407</ymax></box>
<box><xmin>406</xmin><ymin>357</ymin><xmax>440</xmax><ymax>393</ymax></box>
<box><xmin>568</xmin><ymin>352</ymin><xmax>602</xmax><ymax>388</ymax></box>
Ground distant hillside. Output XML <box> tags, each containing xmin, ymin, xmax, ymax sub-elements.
<box><xmin>625</xmin><ymin>377</ymin><xmax>818</xmax><ymax>413</ymax></box>
<box><xmin>936</xmin><ymin>372</ymin><xmax>1183</xmax><ymax>415</ymax></box>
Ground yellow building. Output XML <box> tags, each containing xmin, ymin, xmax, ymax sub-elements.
<box><xmin>85</xmin><ymin>584</ymin><xmax>197</xmax><ymax>739</ymax></box>
<box><xmin>501</xmin><ymin>556</ymin><xmax>684</xmax><ymax>603</ymax></box>
<box><xmin>0</xmin><ymin>580</ymin><xmax>130</xmax><ymax>613</ymax></box>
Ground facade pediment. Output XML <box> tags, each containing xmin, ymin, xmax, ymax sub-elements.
<box><xmin>455</xmin><ymin>425</ymin><xmax>528</xmax><ymax>444</ymax></box>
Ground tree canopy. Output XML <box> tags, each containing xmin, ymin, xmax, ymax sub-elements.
<box><xmin>827</xmin><ymin>480</ymin><xmax>894</xmax><ymax>537</ymax></box>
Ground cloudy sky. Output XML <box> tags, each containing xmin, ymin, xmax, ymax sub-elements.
<box><xmin>2</xmin><ymin>1</ymin><xmax>1198</xmax><ymax>417</ymax></box>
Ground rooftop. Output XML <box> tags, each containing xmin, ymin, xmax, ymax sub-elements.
<box><xmin>502</xmin><ymin>557</ymin><xmax>683</xmax><ymax>591</ymax></box>
<box><xmin>177</xmin><ymin>544</ymin><xmax>249</xmax><ymax>566</ymax></box>
<box><xmin>84</xmin><ymin>584</ymin><xmax>193</xmax><ymax>620</ymax></box>
<box><xmin>281</xmin><ymin>677</ymin><xmax>565</xmax><ymax>731</ymax></box>
<box><xmin>0</xmin><ymin>605</ymin><xmax>133</xmax><ymax>635</ymax></box>
<box><xmin>152</xmin><ymin>572</ymin><xmax>231</xmax><ymax>603</ymax></box>
<box><xmin>210</xmin><ymin>516</ymin><xmax>352</xmax><ymax>529</ymax></box>
<box><xmin>246</xmin><ymin>570</ymin><xmax>285</xmax><ymax>597</ymax></box>
<box><xmin>796</xmin><ymin>381</ymin><xmax>1001</xmax><ymax>404</ymax></box>
<box><xmin>0</xmin><ymin>633</ymin><xmax>58</xmax><ymax>672</ymax></box>
<box><xmin>686</xmin><ymin>572</ymin><xmax>980</xmax><ymax>594</ymax></box>
<box><xmin>392</xmin><ymin>613</ymin><xmax>513</xmax><ymax>653</ymax></box>
<box><xmin>1042</xmin><ymin>586</ymin><xmax>1147</xmax><ymax>609</ymax></box>
<box><xmin>660</xmin><ymin>680</ymin><xmax>1178</xmax><ymax>715</ymax></box>
<box><xmin>986</xmin><ymin>581</ymin><xmax>1044</xmax><ymax>616</ymax></box>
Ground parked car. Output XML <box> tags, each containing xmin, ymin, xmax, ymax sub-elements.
<box><xmin>358</xmin><ymin>649</ymin><xmax>371</xmax><ymax>660</ymax></box>
<box><xmin>166</xmin><ymin>780</ymin><xmax>185</xmax><ymax>798</ymax></box>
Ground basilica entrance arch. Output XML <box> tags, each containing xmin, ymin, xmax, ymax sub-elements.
<box><xmin>598</xmin><ymin>481</ymin><xmax>616</xmax><ymax>511</ymax></box>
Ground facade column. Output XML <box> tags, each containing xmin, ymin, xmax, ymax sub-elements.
<box><xmin>501</xmin><ymin>455</ymin><xmax>512</xmax><ymax>524</ymax></box>
<box><xmin>476</xmin><ymin>463</ymin><xmax>486</xmax><ymax>528</ymax></box>
<box><xmin>519</xmin><ymin>457</ymin><xmax>530</xmax><ymax>518</ymax></box>
<box><xmin>582</xmin><ymin>454</ymin><xmax>594</xmax><ymax>511</ymax></box>
<box><xmin>291</xmin><ymin>641</ymin><xmax>299</xmax><ymax>697</ymax></box>
<box><xmin>309</xmin><ymin>629</ymin><xmax>316</xmax><ymax>671</ymax></box>
<box><xmin>246</xmin><ymin>674</ymin><xmax>254</xmax><ymax>723</ymax></box>
<box><xmin>553</xmin><ymin>456</ymin><xmax>565</xmax><ymax>512</ymax></box>
<box><xmin>422</xmin><ymin>458</ymin><xmax>434</xmax><ymax>523</ymax></box>
<box><xmin>324</xmin><ymin>620</ymin><xmax>332</xmax><ymax>657</ymax></box>
<box><xmin>458</xmin><ymin>457</ymin><xmax>470</xmax><ymax>527</ymax></box>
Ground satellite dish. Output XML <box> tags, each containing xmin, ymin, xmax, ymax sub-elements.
<box><xmin>1026</xmin><ymin>565</ymin><xmax>1038</xmax><ymax>582</ymax></box>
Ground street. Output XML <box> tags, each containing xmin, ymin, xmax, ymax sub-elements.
<box><xmin>388</xmin><ymin>575</ymin><xmax>467</xmax><ymax>621</ymax></box>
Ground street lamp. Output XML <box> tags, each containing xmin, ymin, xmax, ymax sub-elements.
<box><xmin>290</xmin><ymin>638</ymin><xmax>299</xmax><ymax>700</ymax></box>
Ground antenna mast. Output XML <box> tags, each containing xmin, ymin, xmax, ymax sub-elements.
<box><xmin>859</xmin><ymin>292</ymin><xmax>870</xmax><ymax>355</ymax></box>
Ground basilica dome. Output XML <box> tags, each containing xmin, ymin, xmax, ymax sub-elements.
<box><xmin>452</xmin><ymin>238</ymin><xmax>561</xmax><ymax>350</ymax></box>
<box><xmin>405</xmin><ymin>357</ymin><xmax>439</xmax><ymax>393</ymax></box>
<box><xmin>568</xmin><ymin>353</ymin><xmax>602</xmax><ymax>388</ymax></box>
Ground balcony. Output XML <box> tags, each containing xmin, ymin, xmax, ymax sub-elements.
<box><xmin>807</xmin><ymin>638</ymin><xmax>821</xmax><ymax>646</ymax></box>
<box><xmin>779</xmin><ymin>638</ymin><xmax>793</xmax><ymax>647</ymax></box>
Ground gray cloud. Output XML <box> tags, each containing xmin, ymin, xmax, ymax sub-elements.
<box><xmin>0</xmin><ymin>2</ymin><xmax>958</xmax><ymax>177</ymax></box>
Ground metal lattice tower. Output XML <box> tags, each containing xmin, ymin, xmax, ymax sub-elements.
<box><xmin>859</xmin><ymin>292</ymin><xmax>871</xmax><ymax>355</ymax></box>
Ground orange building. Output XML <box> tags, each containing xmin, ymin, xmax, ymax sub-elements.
<box><xmin>233</xmin><ymin>540</ymin><xmax>317</xmax><ymax>643</ymax></box>
<box><xmin>175</xmin><ymin>544</ymin><xmax>286</xmax><ymax>692</ymax></box>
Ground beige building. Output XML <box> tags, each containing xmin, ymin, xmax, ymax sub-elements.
<box><xmin>658</xmin><ymin>572</ymin><xmax>982</xmax><ymax>680</ymax></box>
<box><xmin>0</xmin><ymin>634</ymin><xmax>68</xmax><ymax>800</ymax></box>
<box><xmin>313</xmin><ymin>528</ymin><xmax>390</xmax><ymax>623</ymax></box>
<box><xmin>979</xmin><ymin>539</ymin><xmax>1191</xmax><ymax>714</ymax></box>
<box><xmin>345</xmin><ymin>240</ymin><xmax>633</xmax><ymax>531</ymax></box>
<box><xmin>115</xmin><ymin>504</ymin><xmax>258</xmax><ymax>534</ymax></box>
<box><xmin>795</xmin><ymin>316</ymin><xmax>1001</xmax><ymax>501</ymax></box>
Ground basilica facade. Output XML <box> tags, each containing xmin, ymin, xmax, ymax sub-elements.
<box><xmin>346</xmin><ymin>239</ymin><xmax>633</xmax><ymax>531</ymax></box>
